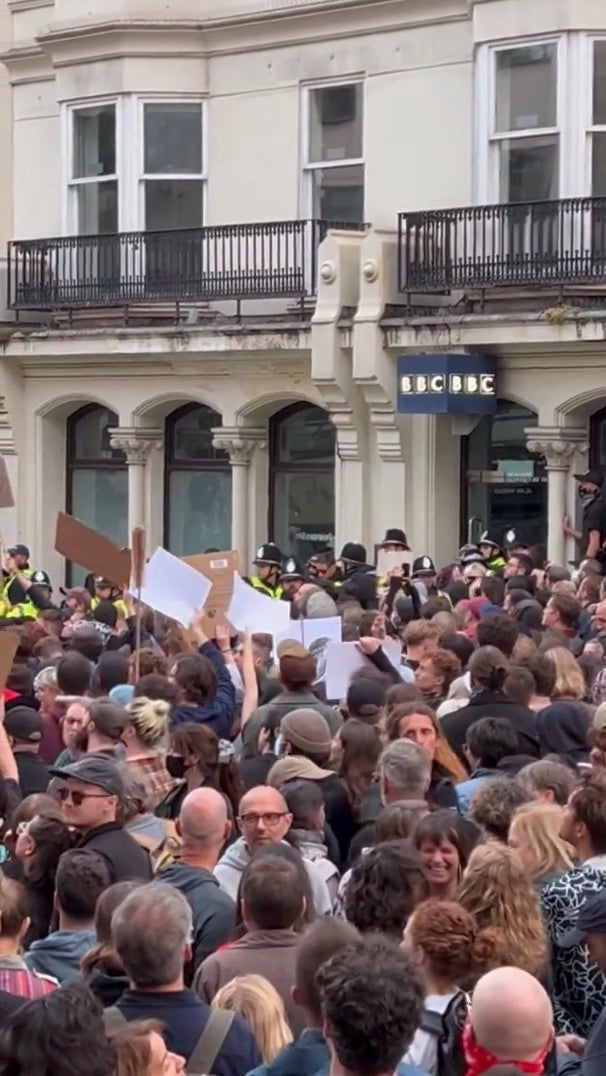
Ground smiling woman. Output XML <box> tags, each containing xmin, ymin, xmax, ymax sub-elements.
<box><xmin>413</xmin><ymin>810</ymin><xmax>480</xmax><ymax>900</ymax></box>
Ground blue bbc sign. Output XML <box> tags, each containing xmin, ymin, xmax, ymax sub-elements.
<box><xmin>396</xmin><ymin>354</ymin><xmax>497</xmax><ymax>415</ymax></box>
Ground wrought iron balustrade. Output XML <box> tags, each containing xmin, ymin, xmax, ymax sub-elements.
<box><xmin>398</xmin><ymin>198</ymin><xmax>606</xmax><ymax>294</ymax></box>
<box><xmin>7</xmin><ymin>218</ymin><xmax>362</xmax><ymax>312</ymax></box>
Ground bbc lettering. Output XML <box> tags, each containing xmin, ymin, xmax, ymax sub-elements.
<box><xmin>399</xmin><ymin>373</ymin><xmax>496</xmax><ymax>396</ymax></box>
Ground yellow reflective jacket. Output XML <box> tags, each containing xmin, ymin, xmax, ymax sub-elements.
<box><xmin>91</xmin><ymin>595</ymin><xmax>128</xmax><ymax>619</ymax></box>
<box><xmin>248</xmin><ymin>576</ymin><xmax>284</xmax><ymax>601</ymax></box>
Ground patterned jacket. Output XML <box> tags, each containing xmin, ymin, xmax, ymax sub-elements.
<box><xmin>541</xmin><ymin>861</ymin><xmax>606</xmax><ymax>1037</ymax></box>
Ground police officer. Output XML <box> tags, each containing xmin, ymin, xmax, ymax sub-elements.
<box><xmin>91</xmin><ymin>577</ymin><xmax>128</xmax><ymax>619</ymax></box>
<box><xmin>563</xmin><ymin>469</ymin><xmax>606</xmax><ymax>566</ymax></box>
<box><xmin>478</xmin><ymin>532</ymin><xmax>507</xmax><ymax>572</ymax></box>
<box><xmin>379</xmin><ymin>528</ymin><xmax>411</xmax><ymax>554</ymax></box>
<box><xmin>279</xmin><ymin>558</ymin><xmax>305</xmax><ymax>602</ymax></box>
<box><xmin>246</xmin><ymin>544</ymin><xmax>284</xmax><ymax>599</ymax></box>
<box><xmin>0</xmin><ymin>546</ymin><xmax>39</xmax><ymax>619</ymax></box>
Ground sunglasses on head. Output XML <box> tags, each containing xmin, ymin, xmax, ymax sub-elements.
<box><xmin>58</xmin><ymin>788</ymin><xmax>111</xmax><ymax>806</ymax></box>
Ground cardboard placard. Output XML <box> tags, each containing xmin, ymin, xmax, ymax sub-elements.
<box><xmin>55</xmin><ymin>512</ymin><xmax>131</xmax><ymax>587</ymax></box>
<box><xmin>0</xmin><ymin>631</ymin><xmax>19</xmax><ymax>692</ymax></box>
<box><xmin>182</xmin><ymin>551</ymin><xmax>240</xmax><ymax>635</ymax></box>
<box><xmin>376</xmin><ymin>549</ymin><xmax>414</xmax><ymax>578</ymax></box>
<box><xmin>0</xmin><ymin>459</ymin><xmax>14</xmax><ymax>510</ymax></box>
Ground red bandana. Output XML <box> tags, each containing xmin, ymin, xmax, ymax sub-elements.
<box><xmin>463</xmin><ymin>1019</ymin><xmax>550</xmax><ymax>1076</ymax></box>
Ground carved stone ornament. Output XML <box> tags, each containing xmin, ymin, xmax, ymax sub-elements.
<box><xmin>362</xmin><ymin>259</ymin><xmax>379</xmax><ymax>282</ymax></box>
<box><xmin>526</xmin><ymin>439</ymin><xmax>583</xmax><ymax>470</ymax></box>
<box><xmin>109</xmin><ymin>428</ymin><xmax>163</xmax><ymax>464</ymax></box>
<box><xmin>320</xmin><ymin>261</ymin><xmax>336</xmax><ymax>284</ymax></box>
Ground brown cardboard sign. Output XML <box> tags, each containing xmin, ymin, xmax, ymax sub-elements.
<box><xmin>0</xmin><ymin>459</ymin><xmax>14</xmax><ymax>510</ymax></box>
<box><xmin>0</xmin><ymin>631</ymin><xmax>19</xmax><ymax>692</ymax></box>
<box><xmin>55</xmin><ymin>513</ymin><xmax>131</xmax><ymax>587</ymax></box>
<box><xmin>182</xmin><ymin>550</ymin><xmax>240</xmax><ymax>634</ymax></box>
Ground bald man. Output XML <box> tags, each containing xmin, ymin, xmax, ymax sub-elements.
<box><xmin>159</xmin><ymin>788</ymin><xmax>235</xmax><ymax>974</ymax></box>
<box><xmin>467</xmin><ymin>967</ymin><xmax>554</xmax><ymax>1073</ymax></box>
<box><xmin>214</xmin><ymin>785</ymin><xmax>333</xmax><ymax>916</ymax></box>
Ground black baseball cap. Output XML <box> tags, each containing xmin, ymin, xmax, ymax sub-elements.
<box><xmin>7</xmin><ymin>544</ymin><xmax>30</xmax><ymax>559</ymax></box>
<box><xmin>49</xmin><ymin>755</ymin><xmax>124</xmax><ymax>796</ymax></box>
<box><xmin>558</xmin><ymin>890</ymin><xmax>606</xmax><ymax>947</ymax></box>
<box><xmin>346</xmin><ymin>678</ymin><xmax>385</xmax><ymax>719</ymax></box>
<box><xmin>573</xmin><ymin>469</ymin><xmax>604</xmax><ymax>487</ymax></box>
<box><xmin>4</xmin><ymin>706</ymin><xmax>42</xmax><ymax>744</ymax></box>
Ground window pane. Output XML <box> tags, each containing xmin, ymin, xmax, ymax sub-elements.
<box><xmin>167</xmin><ymin>471</ymin><xmax>232</xmax><ymax>555</ymax></box>
<box><xmin>593</xmin><ymin>133</ymin><xmax>606</xmax><ymax>196</ymax></box>
<box><xmin>73</xmin><ymin>105</ymin><xmax>116</xmax><ymax>179</ymax></box>
<box><xmin>71</xmin><ymin>407</ymin><xmax>123</xmax><ymax>461</ymax></box>
<box><xmin>495</xmin><ymin>45</ymin><xmax>557</xmax><ymax>133</ymax></box>
<box><xmin>144</xmin><ymin>103</ymin><xmax>203</xmax><ymax>175</ymax></box>
<box><xmin>276</xmin><ymin>406</ymin><xmax>335</xmax><ymax>465</ymax></box>
<box><xmin>273</xmin><ymin>471</ymin><xmax>335</xmax><ymax>561</ymax></box>
<box><xmin>595</xmin><ymin>42</ymin><xmax>606</xmax><ymax>125</ymax></box>
<box><xmin>145</xmin><ymin>180</ymin><xmax>203</xmax><ymax>231</ymax></box>
<box><xmin>312</xmin><ymin>165</ymin><xmax>364</xmax><ymax>222</ymax></box>
<box><xmin>69</xmin><ymin>469</ymin><xmax>128</xmax><ymax>583</ymax></box>
<box><xmin>309</xmin><ymin>84</ymin><xmax>362</xmax><ymax>163</ymax></box>
<box><xmin>77</xmin><ymin>182</ymin><xmax>118</xmax><ymax>235</ymax></box>
<box><xmin>498</xmin><ymin>136</ymin><xmax>559</xmax><ymax>201</ymax></box>
<box><xmin>169</xmin><ymin>407</ymin><xmax>228</xmax><ymax>463</ymax></box>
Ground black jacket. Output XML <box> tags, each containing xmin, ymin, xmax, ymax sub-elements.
<box><xmin>15</xmin><ymin>753</ymin><xmax>51</xmax><ymax>798</ymax></box>
<box><xmin>441</xmin><ymin>690</ymin><xmax>540</xmax><ymax>764</ymax></box>
<box><xmin>535</xmin><ymin>701</ymin><xmax>591</xmax><ymax>765</ymax></box>
<box><xmin>159</xmin><ymin>862</ymin><xmax>236</xmax><ymax>975</ymax></box>
<box><xmin>77</xmin><ymin>822</ymin><xmax>152</xmax><ymax>884</ymax></box>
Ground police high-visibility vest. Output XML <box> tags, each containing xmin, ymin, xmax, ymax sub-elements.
<box><xmin>485</xmin><ymin>554</ymin><xmax>507</xmax><ymax>572</ymax></box>
<box><xmin>248</xmin><ymin>576</ymin><xmax>284</xmax><ymax>601</ymax></box>
<box><xmin>91</xmin><ymin>595</ymin><xmax>128</xmax><ymax>619</ymax></box>
<box><xmin>2</xmin><ymin>568</ymin><xmax>33</xmax><ymax>606</ymax></box>
<box><xmin>4</xmin><ymin>601</ymin><xmax>37</xmax><ymax>619</ymax></box>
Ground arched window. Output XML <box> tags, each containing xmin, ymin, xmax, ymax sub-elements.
<box><xmin>164</xmin><ymin>403</ymin><xmax>232</xmax><ymax>555</ymax></box>
<box><xmin>462</xmin><ymin>400</ymin><xmax>546</xmax><ymax>547</ymax></box>
<box><xmin>66</xmin><ymin>404</ymin><xmax>128</xmax><ymax>584</ymax></box>
<box><xmin>269</xmin><ymin>403</ymin><xmax>335</xmax><ymax>560</ymax></box>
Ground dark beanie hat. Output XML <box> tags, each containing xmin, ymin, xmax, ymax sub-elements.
<box><xmin>280</xmin><ymin>708</ymin><xmax>332</xmax><ymax>757</ymax></box>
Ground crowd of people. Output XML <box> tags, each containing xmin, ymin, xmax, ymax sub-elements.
<box><xmin>1</xmin><ymin>520</ymin><xmax>606</xmax><ymax>1075</ymax></box>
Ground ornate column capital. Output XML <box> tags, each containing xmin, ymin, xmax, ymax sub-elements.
<box><xmin>212</xmin><ymin>426</ymin><xmax>266</xmax><ymax>465</ymax></box>
<box><xmin>525</xmin><ymin>426</ymin><xmax>588</xmax><ymax>470</ymax></box>
<box><xmin>109</xmin><ymin>427</ymin><xmax>164</xmax><ymax>464</ymax></box>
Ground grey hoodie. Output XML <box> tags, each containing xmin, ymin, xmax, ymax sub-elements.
<box><xmin>25</xmin><ymin>929</ymin><xmax>95</xmax><ymax>983</ymax></box>
<box><xmin>214</xmin><ymin>838</ymin><xmax>332</xmax><ymax>916</ymax></box>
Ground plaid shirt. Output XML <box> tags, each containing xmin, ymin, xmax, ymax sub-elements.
<box><xmin>128</xmin><ymin>754</ymin><xmax>176</xmax><ymax>810</ymax></box>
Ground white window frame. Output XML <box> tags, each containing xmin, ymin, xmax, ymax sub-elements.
<box><xmin>63</xmin><ymin>97</ymin><xmax>122</xmax><ymax>236</ymax></box>
<box><xmin>585</xmin><ymin>36</ymin><xmax>606</xmax><ymax>197</ymax></box>
<box><xmin>300</xmin><ymin>77</ymin><xmax>365</xmax><ymax>221</ymax></box>
<box><xmin>476</xmin><ymin>37</ymin><xmax>567</xmax><ymax>204</ymax></box>
<box><xmin>136</xmin><ymin>96</ymin><xmax>207</xmax><ymax>232</ymax></box>
<box><xmin>62</xmin><ymin>95</ymin><xmax>207</xmax><ymax>236</ymax></box>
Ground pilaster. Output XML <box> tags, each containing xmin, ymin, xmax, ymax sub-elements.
<box><xmin>525</xmin><ymin>426</ymin><xmax>587</xmax><ymax>564</ymax></box>
<box><xmin>212</xmin><ymin>426</ymin><xmax>266</xmax><ymax>564</ymax></box>
<box><xmin>109</xmin><ymin>426</ymin><xmax>163</xmax><ymax>534</ymax></box>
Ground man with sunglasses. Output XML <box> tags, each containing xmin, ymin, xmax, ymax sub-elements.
<box><xmin>50</xmin><ymin>756</ymin><xmax>152</xmax><ymax>884</ymax></box>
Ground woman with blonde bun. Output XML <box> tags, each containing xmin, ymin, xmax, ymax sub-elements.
<box><xmin>211</xmin><ymin>974</ymin><xmax>293</xmax><ymax>1063</ymax></box>
<box><xmin>122</xmin><ymin>696</ymin><xmax>174</xmax><ymax>809</ymax></box>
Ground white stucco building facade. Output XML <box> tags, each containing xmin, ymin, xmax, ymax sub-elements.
<box><xmin>1</xmin><ymin>0</ymin><xmax>606</xmax><ymax>581</ymax></box>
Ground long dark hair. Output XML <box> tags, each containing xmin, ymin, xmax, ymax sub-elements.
<box><xmin>23</xmin><ymin>813</ymin><xmax>74</xmax><ymax>890</ymax></box>
<box><xmin>170</xmin><ymin>723</ymin><xmax>242</xmax><ymax>813</ymax></box>
<box><xmin>338</xmin><ymin>720</ymin><xmax>381</xmax><ymax>806</ymax></box>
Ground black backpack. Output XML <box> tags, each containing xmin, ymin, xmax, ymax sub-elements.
<box><xmin>419</xmin><ymin>991</ymin><xmax>469</xmax><ymax>1076</ymax></box>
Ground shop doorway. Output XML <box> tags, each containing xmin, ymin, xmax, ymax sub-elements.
<box><xmin>461</xmin><ymin>400</ymin><xmax>547</xmax><ymax>548</ymax></box>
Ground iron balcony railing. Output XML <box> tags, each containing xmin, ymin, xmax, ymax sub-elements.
<box><xmin>7</xmin><ymin>218</ymin><xmax>362</xmax><ymax>311</ymax></box>
<box><xmin>398</xmin><ymin>197</ymin><xmax>606</xmax><ymax>294</ymax></box>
